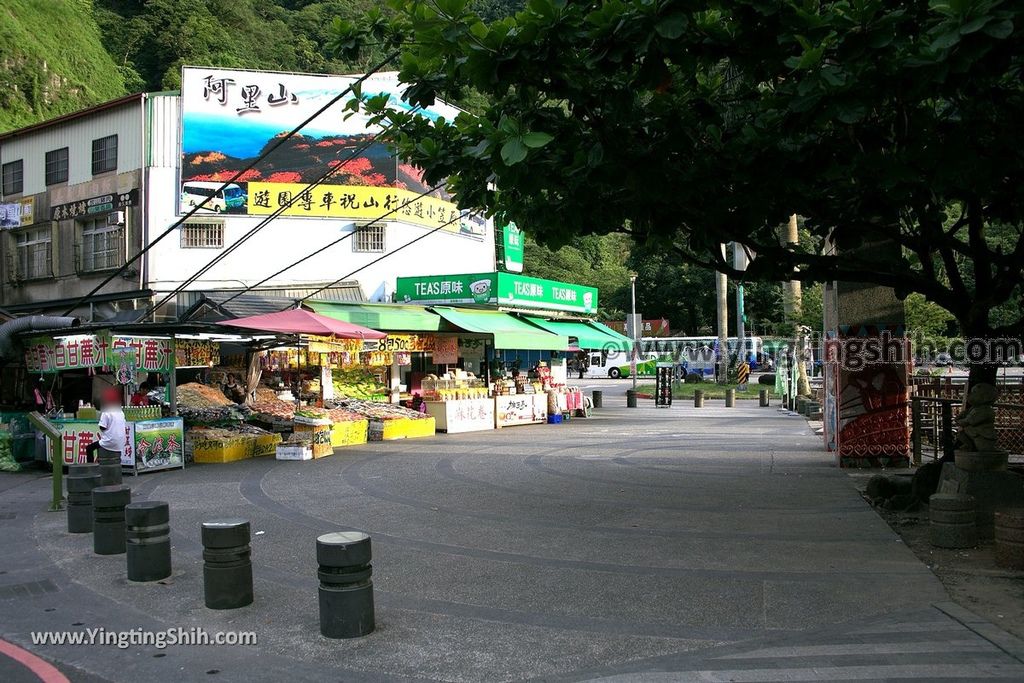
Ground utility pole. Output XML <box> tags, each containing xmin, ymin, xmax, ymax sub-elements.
<box><xmin>716</xmin><ymin>244</ymin><xmax>728</xmax><ymax>383</ymax></box>
<box><xmin>733</xmin><ymin>242</ymin><xmax>748</xmax><ymax>366</ymax></box>
<box><xmin>783</xmin><ymin>215</ymin><xmax>811</xmax><ymax>396</ymax></box>
<box><xmin>630</xmin><ymin>273</ymin><xmax>638</xmax><ymax>393</ymax></box>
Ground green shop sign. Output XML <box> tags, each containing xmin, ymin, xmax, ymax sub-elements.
<box><xmin>24</xmin><ymin>333</ymin><xmax>175</xmax><ymax>374</ymax></box>
<box><xmin>500</xmin><ymin>223</ymin><xmax>524</xmax><ymax>273</ymax></box>
<box><xmin>396</xmin><ymin>272</ymin><xmax>598</xmax><ymax>314</ymax></box>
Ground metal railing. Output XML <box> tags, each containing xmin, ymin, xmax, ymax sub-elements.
<box><xmin>910</xmin><ymin>394</ymin><xmax>1024</xmax><ymax>465</ymax></box>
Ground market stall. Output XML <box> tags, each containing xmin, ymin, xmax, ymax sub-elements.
<box><xmin>21</xmin><ymin>331</ymin><xmax>185</xmax><ymax>474</ymax></box>
<box><xmin>420</xmin><ymin>371</ymin><xmax>493</xmax><ymax>433</ymax></box>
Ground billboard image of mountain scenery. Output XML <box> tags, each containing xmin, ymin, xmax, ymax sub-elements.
<box><xmin>178</xmin><ymin>67</ymin><xmax>482</xmax><ymax>236</ymax></box>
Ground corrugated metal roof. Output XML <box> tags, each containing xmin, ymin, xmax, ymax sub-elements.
<box><xmin>0</xmin><ymin>93</ymin><xmax>144</xmax><ymax>140</ymax></box>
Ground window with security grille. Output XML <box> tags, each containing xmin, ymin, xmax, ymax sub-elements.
<box><xmin>181</xmin><ymin>222</ymin><xmax>224</xmax><ymax>248</ymax></box>
<box><xmin>91</xmin><ymin>135</ymin><xmax>118</xmax><ymax>175</ymax></box>
<box><xmin>15</xmin><ymin>227</ymin><xmax>51</xmax><ymax>279</ymax></box>
<box><xmin>80</xmin><ymin>217</ymin><xmax>123</xmax><ymax>271</ymax></box>
<box><xmin>2</xmin><ymin>159</ymin><xmax>23</xmax><ymax>195</ymax></box>
<box><xmin>45</xmin><ymin>147</ymin><xmax>69</xmax><ymax>185</ymax></box>
<box><xmin>353</xmin><ymin>223</ymin><xmax>385</xmax><ymax>253</ymax></box>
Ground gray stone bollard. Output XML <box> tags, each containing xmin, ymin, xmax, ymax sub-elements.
<box><xmin>93</xmin><ymin>485</ymin><xmax>132</xmax><ymax>555</ymax></box>
<box><xmin>725</xmin><ymin>389</ymin><xmax>735</xmax><ymax>407</ymax></box>
<box><xmin>96</xmin><ymin>447</ymin><xmax>123</xmax><ymax>486</ymax></box>
<box><xmin>67</xmin><ymin>465</ymin><xmax>101</xmax><ymax>533</ymax></box>
<box><xmin>592</xmin><ymin>390</ymin><xmax>603</xmax><ymax>409</ymax></box>
<box><xmin>929</xmin><ymin>493</ymin><xmax>977</xmax><ymax>549</ymax></box>
<box><xmin>317</xmin><ymin>531</ymin><xmax>375</xmax><ymax>639</ymax></box>
<box><xmin>994</xmin><ymin>509</ymin><xmax>1024</xmax><ymax>570</ymax></box>
<box><xmin>693</xmin><ymin>390</ymin><xmax>704</xmax><ymax>408</ymax></box>
<box><xmin>202</xmin><ymin>519</ymin><xmax>253</xmax><ymax>609</ymax></box>
<box><xmin>625</xmin><ymin>390</ymin><xmax>637</xmax><ymax>408</ymax></box>
<box><xmin>759</xmin><ymin>389</ymin><xmax>769</xmax><ymax>407</ymax></box>
<box><xmin>126</xmin><ymin>501</ymin><xmax>172</xmax><ymax>582</ymax></box>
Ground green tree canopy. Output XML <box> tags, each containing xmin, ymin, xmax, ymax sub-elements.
<box><xmin>332</xmin><ymin>0</ymin><xmax>1024</xmax><ymax>381</ymax></box>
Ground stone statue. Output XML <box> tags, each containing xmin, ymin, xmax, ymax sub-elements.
<box><xmin>956</xmin><ymin>383</ymin><xmax>999</xmax><ymax>452</ymax></box>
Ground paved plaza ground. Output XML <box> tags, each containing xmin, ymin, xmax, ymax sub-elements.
<box><xmin>2</xmin><ymin>388</ymin><xmax>1024</xmax><ymax>681</ymax></box>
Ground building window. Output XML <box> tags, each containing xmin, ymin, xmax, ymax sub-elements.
<box><xmin>45</xmin><ymin>147</ymin><xmax>69</xmax><ymax>186</ymax></box>
<box><xmin>181</xmin><ymin>221</ymin><xmax>224</xmax><ymax>248</ymax></box>
<box><xmin>353</xmin><ymin>223</ymin><xmax>386</xmax><ymax>253</ymax></box>
<box><xmin>91</xmin><ymin>135</ymin><xmax>118</xmax><ymax>175</ymax></box>
<box><xmin>79</xmin><ymin>217</ymin><xmax>123</xmax><ymax>272</ymax></box>
<box><xmin>2</xmin><ymin>159</ymin><xmax>23</xmax><ymax>195</ymax></box>
<box><xmin>15</xmin><ymin>227</ymin><xmax>51</xmax><ymax>279</ymax></box>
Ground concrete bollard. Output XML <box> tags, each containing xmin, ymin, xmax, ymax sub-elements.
<box><xmin>592</xmin><ymin>390</ymin><xmax>603</xmax><ymax>409</ymax></box>
<box><xmin>929</xmin><ymin>493</ymin><xmax>977</xmax><ymax>549</ymax></box>
<box><xmin>994</xmin><ymin>509</ymin><xmax>1024</xmax><ymax>570</ymax></box>
<box><xmin>126</xmin><ymin>501</ymin><xmax>172</xmax><ymax>582</ymax></box>
<box><xmin>93</xmin><ymin>485</ymin><xmax>131</xmax><ymax>555</ymax></box>
<box><xmin>67</xmin><ymin>464</ymin><xmax>101</xmax><ymax>533</ymax></box>
<box><xmin>202</xmin><ymin>519</ymin><xmax>253</xmax><ymax>609</ymax></box>
<box><xmin>96</xmin><ymin>447</ymin><xmax>123</xmax><ymax>486</ymax></box>
<box><xmin>693</xmin><ymin>390</ymin><xmax>704</xmax><ymax>408</ymax></box>
<box><xmin>317</xmin><ymin>531</ymin><xmax>375</xmax><ymax>639</ymax></box>
<box><xmin>725</xmin><ymin>389</ymin><xmax>735</xmax><ymax>407</ymax></box>
<box><xmin>625</xmin><ymin>390</ymin><xmax>638</xmax><ymax>408</ymax></box>
<box><xmin>759</xmin><ymin>389</ymin><xmax>769</xmax><ymax>407</ymax></box>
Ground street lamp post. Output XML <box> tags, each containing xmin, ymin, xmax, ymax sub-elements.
<box><xmin>630</xmin><ymin>273</ymin><xmax>638</xmax><ymax>393</ymax></box>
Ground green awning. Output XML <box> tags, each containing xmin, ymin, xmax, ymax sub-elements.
<box><xmin>588</xmin><ymin>321</ymin><xmax>636</xmax><ymax>350</ymax></box>
<box><xmin>523</xmin><ymin>317</ymin><xmax>632</xmax><ymax>351</ymax></box>
<box><xmin>433</xmin><ymin>307</ymin><xmax>567</xmax><ymax>350</ymax></box>
<box><xmin>306</xmin><ymin>302</ymin><xmax>443</xmax><ymax>332</ymax></box>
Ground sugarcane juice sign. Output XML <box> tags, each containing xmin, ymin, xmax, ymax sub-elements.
<box><xmin>51</xmin><ymin>420</ymin><xmax>134</xmax><ymax>466</ymax></box>
<box><xmin>25</xmin><ymin>334</ymin><xmax>175</xmax><ymax>374</ymax></box>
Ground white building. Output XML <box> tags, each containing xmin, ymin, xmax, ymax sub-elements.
<box><xmin>0</xmin><ymin>69</ymin><xmax>496</xmax><ymax>321</ymax></box>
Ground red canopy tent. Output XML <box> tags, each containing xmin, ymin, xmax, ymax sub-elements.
<box><xmin>218</xmin><ymin>308</ymin><xmax>386</xmax><ymax>339</ymax></box>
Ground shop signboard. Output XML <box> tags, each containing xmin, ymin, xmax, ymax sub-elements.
<box><xmin>1</xmin><ymin>197</ymin><xmax>34</xmax><ymax>228</ymax></box>
<box><xmin>178</xmin><ymin>67</ymin><xmax>484</xmax><ymax>238</ymax></box>
<box><xmin>500</xmin><ymin>223</ymin><xmax>524</xmax><ymax>273</ymax></box>
<box><xmin>24</xmin><ymin>333</ymin><xmax>174</xmax><ymax>374</ymax></box>
<box><xmin>175</xmin><ymin>340</ymin><xmax>220</xmax><ymax>368</ymax></box>
<box><xmin>362</xmin><ymin>334</ymin><xmax>433</xmax><ymax>353</ymax></box>
<box><xmin>396</xmin><ymin>272</ymin><xmax>598</xmax><ymax>314</ymax></box>
<box><xmin>132</xmin><ymin>418</ymin><xmax>185</xmax><ymax>472</ymax></box>
<box><xmin>51</xmin><ymin>190</ymin><xmax>137</xmax><ymax>221</ymax></box>
<box><xmin>495</xmin><ymin>394</ymin><xmax>546</xmax><ymax>427</ymax></box>
<box><xmin>50</xmin><ymin>420</ymin><xmax>135</xmax><ymax>466</ymax></box>
<box><xmin>432</xmin><ymin>336</ymin><xmax>459</xmax><ymax>364</ymax></box>
<box><xmin>307</xmin><ymin>336</ymin><xmax>363</xmax><ymax>354</ymax></box>
<box><xmin>396</xmin><ymin>272</ymin><xmax>496</xmax><ymax>306</ymax></box>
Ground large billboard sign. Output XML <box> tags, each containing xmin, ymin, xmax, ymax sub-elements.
<box><xmin>178</xmin><ymin>67</ymin><xmax>483</xmax><ymax>238</ymax></box>
<box><xmin>395</xmin><ymin>272</ymin><xmax>599</xmax><ymax>315</ymax></box>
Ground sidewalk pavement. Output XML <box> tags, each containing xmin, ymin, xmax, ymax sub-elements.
<box><xmin>2</xmin><ymin>394</ymin><xmax>1023</xmax><ymax>681</ymax></box>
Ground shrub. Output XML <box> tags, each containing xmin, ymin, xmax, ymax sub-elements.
<box><xmin>685</xmin><ymin>373</ymin><xmax>703</xmax><ymax>384</ymax></box>
<box><xmin>758</xmin><ymin>374</ymin><xmax>776</xmax><ymax>385</ymax></box>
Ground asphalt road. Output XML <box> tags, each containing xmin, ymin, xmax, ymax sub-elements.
<box><xmin>2</xmin><ymin>394</ymin><xmax>1023</xmax><ymax>681</ymax></box>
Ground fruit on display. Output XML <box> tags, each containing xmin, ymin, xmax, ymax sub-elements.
<box><xmin>332</xmin><ymin>368</ymin><xmax>386</xmax><ymax>400</ymax></box>
<box><xmin>177</xmin><ymin>383</ymin><xmax>232</xmax><ymax>408</ymax></box>
<box><xmin>295</xmin><ymin>407</ymin><xmax>330</xmax><ymax>421</ymax></box>
<box><xmin>248</xmin><ymin>399</ymin><xmax>296</xmax><ymax>421</ymax></box>
<box><xmin>177</xmin><ymin>404</ymin><xmax>250</xmax><ymax>424</ymax></box>
<box><xmin>326</xmin><ymin>408</ymin><xmax>364</xmax><ymax>422</ymax></box>
<box><xmin>335</xmin><ymin>398</ymin><xmax>430</xmax><ymax>420</ymax></box>
<box><xmin>0</xmin><ymin>432</ymin><xmax>19</xmax><ymax>472</ymax></box>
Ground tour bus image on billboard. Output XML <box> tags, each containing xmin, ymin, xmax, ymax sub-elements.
<box><xmin>177</xmin><ymin>67</ymin><xmax>484</xmax><ymax>238</ymax></box>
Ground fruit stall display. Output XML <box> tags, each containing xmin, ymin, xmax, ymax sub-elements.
<box><xmin>176</xmin><ymin>382</ymin><xmax>251</xmax><ymax>424</ymax></box>
<box><xmin>332</xmin><ymin>367</ymin><xmax>388</xmax><ymax>401</ymax></box>
<box><xmin>333</xmin><ymin>398</ymin><xmax>435</xmax><ymax>440</ymax></box>
<box><xmin>187</xmin><ymin>423</ymin><xmax>282</xmax><ymax>464</ymax></box>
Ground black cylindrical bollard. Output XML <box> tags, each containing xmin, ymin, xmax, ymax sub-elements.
<box><xmin>725</xmin><ymin>389</ymin><xmax>736</xmax><ymax>407</ymax></box>
<box><xmin>626</xmin><ymin>390</ymin><xmax>638</xmax><ymax>408</ymax></box>
<box><xmin>93</xmin><ymin>485</ymin><xmax>131</xmax><ymax>555</ymax></box>
<box><xmin>202</xmin><ymin>519</ymin><xmax>253</xmax><ymax>609</ymax></box>
<box><xmin>694</xmin><ymin>389</ymin><xmax>704</xmax><ymax>408</ymax></box>
<box><xmin>67</xmin><ymin>465</ymin><xmax>101</xmax><ymax>533</ymax></box>
<box><xmin>759</xmin><ymin>389</ymin><xmax>769</xmax><ymax>407</ymax></box>
<box><xmin>592</xmin><ymin>390</ymin><xmax>603</xmax><ymax>409</ymax></box>
<box><xmin>97</xmin><ymin>447</ymin><xmax>123</xmax><ymax>486</ymax></box>
<box><xmin>317</xmin><ymin>531</ymin><xmax>375</xmax><ymax>639</ymax></box>
<box><xmin>126</xmin><ymin>501</ymin><xmax>172</xmax><ymax>582</ymax></box>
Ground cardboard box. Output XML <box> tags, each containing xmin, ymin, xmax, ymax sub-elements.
<box><xmin>276</xmin><ymin>444</ymin><xmax>313</xmax><ymax>461</ymax></box>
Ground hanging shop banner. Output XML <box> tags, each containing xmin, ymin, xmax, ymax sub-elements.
<box><xmin>24</xmin><ymin>334</ymin><xmax>174</xmax><ymax>374</ymax></box>
<box><xmin>362</xmin><ymin>334</ymin><xmax>433</xmax><ymax>353</ymax></box>
<box><xmin>177</xmin><ymin>67</ymin><xmax>485</xmax><ymax>239</ymax></box>
<box><xmin>50</xmin><ymin>189</ymin><xmax>138</xmax><ymax>222</ymax></box>
<box><xmin>433</xmin><ymin>336</ymin><xmax>459</xmax><ymax>364</ymax></box>
<box><xmin>396</xmin><ymin>272</ymin><xmax>599</xmax><ymax>314</ymax></box>
<box><xmin>175</xmin><ymin>340</ymin><xmax>221</xmax><ymax>368</ymax></box>
<box><xmin>307</xmin><ymin>335</ymin><xmax>363</xmax><ymax>354</ymax></box>
<box><xmin>501</xmin><ymin>223</ymin><xmax>524</xmax><ymax>273</ymax></box>
<box><xmin>0</xmin><ymin>197</ymin><xmax>34</xmax><ymax>229</ymax></box>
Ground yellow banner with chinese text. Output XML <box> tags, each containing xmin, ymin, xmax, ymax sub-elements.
<box><xmin>246</xmin><ymin>183</ymin><xmax>461</xmax><ymax>231</ymax></box>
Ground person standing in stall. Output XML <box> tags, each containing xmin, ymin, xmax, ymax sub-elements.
<box><xmin>85</xmin><ymin>388</ymin><xmax>127</xmax><ymax>463</ymax></box>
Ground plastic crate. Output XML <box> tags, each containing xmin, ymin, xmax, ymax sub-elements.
<box><xmin>547</xmin><ymin>414</ymin><xmax>563</xmax><ymax>424</ymax></box>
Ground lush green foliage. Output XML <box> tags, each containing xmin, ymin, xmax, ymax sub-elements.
<box><xmin>333</xmin><ymin>0</ymin><xmax>1024</xmax><ymax>344</ymax></box>
<box><xmin>0</xmin><ymin>0</ymin><xmax>126</xmax><ymax>131</ymax></box>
